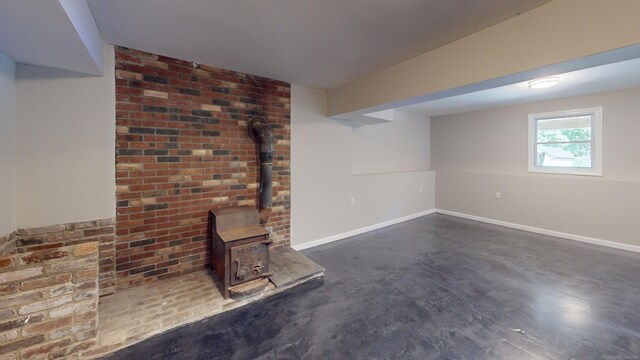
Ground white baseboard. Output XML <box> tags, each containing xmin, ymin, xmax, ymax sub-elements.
<box><xmin>292</xmin><ymin>209</ymin><xmax>436</xmax><ymax>251</ymax></box>
<box><xmin>436</xmin><ymin>209</ymin><xmax>640</xmax><ymax>254</ymax></box>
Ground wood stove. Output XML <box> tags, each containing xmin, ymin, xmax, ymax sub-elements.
<box><xmin>210</xmin><ymin>206</ymin><xmax>272</xmax><ymax>298</ymax></box>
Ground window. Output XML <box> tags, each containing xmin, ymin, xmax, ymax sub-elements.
<box><xmin>528</xmin><ymin>107</ymin><xmax>603</xmax><ymax>176</ymax></box>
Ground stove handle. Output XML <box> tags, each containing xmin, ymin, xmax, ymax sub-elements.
<box><xmin>235</xmin><ymin>259</ymin><xmax>245</xmax><ymax>281</ymax></box>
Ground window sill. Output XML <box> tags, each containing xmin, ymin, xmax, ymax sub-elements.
<box><xmin>528</xmin><ymin>167</ymin><xmax>602</xmax><ymax>177</ymax></box>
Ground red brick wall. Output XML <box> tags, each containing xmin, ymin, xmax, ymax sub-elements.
<box><xmin>113</xmin><ymin>47</ymin><xmax>291</xmax><ymax>291</ymax></box>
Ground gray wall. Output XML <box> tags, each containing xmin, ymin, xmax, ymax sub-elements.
<box><xmin>0</xmin><ymin>52</ymin><xmax>16</xmax><ymax>235</ymax></box>
<box><xmin>291</xmin><ymin>85</ymin><xmax>435</xmax><ymax>248</ymax></box>
<box><xmin>351</xmin><ymin>110</ymin><xmax>429</xmax><ymax>174</ymax></box>
<box><xmin>432</xmin><ymin>87</ymin><xmax>640</xmax><ymax>247</ymax></box>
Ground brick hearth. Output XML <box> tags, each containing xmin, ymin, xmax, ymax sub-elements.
<box><xmin>86</xmin><ymin>247</ymin><xmax>323</xmax><ymax>359</ymax></box>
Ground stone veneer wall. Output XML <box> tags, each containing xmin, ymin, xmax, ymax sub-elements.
<box><xmin>0</xmin><ymin>219</ymin><xmax>113</xmax><ymax>359</ymax></box>
<box><xmin>97</xmin><ymin>233</ymin><xmax>115</xmax><ymax>298</ymax></box>
<box><xmin>113</xmin><ymin>47</ymin><xmax>291</xmax><ymax>292</ymax></box>
<box><xmin>0</xmin><ymin>234</ymin><xmax>16</xmax><ymax>258</ymax></box>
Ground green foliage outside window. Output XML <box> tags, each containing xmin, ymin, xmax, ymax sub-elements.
<box><xmin>537</xmin><ymin>127</ymin><xmax>591</xmax><ymax>157</ymax></box>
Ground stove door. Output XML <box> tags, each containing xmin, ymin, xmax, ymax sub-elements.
<box><xmin>230</xmin><ymin>240</ymin><xmax>270</xmax><ymax>286</ymax></box>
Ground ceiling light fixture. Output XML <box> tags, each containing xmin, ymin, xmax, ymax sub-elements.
<box><xmin>529</xmin><ymin>76</ymin><xmax>560</xmax><ymax>89</ymax></box>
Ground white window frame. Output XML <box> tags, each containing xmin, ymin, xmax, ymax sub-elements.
<box><xmin>528</xmin><ymin>107</ymin><xmax>603</xmax><ymax>176</ymax></box>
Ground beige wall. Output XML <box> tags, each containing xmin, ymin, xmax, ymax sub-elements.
<box><xmin>328</xmin><ymin>0</ymin><xmax>640</xmax><ymax>116</ymax></box>
<box><xmin>291</xmin><ymin>85</ymin><xmax>434</xmax><ymax>248</ymax></box>
<box><xmin>291</xmin><ymin>86</ymin><xmax>352</xmax><ymax>244</ymax></box>
<box><xmin>433</xmin><ymin>87</ymin><xmax>640</xmax><ymax>247</ymax></box>
<box><xmin>0</xmin><ymin>52</ymin><xmax>16</xmax><ymax>235</ymax></box>
<box><xmin>15</xmin><ymin>45</ymin><xmax>116</xmax><ymax>228</ymax></box>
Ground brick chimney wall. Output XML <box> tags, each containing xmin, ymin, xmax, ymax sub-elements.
<box><xmin>111</xmin><ymin>47</ymin><xmax>291</xmax><ymax>293</ymax></box>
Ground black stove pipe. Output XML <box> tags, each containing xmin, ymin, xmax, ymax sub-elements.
<box><xmin>248</xmin><ymin>117</ymin><xmax>273</xmax><ymax>224</ymax></box>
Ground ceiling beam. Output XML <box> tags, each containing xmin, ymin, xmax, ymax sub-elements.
<box><xmin>0</xmin><ymin>0</ymin><xmax>103</xmax><ymax>75</ymax></box>
<box><xmin>327</xmin><ymin>0</ymin><xmax>640</xmax><ymax>118</ymax></box>
<box><xmin>59</xmin><ymin>0</ymin><xmax>104</xmax><ymax>74</ymax></box>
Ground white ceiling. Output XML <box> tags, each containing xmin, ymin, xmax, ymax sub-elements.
<box><xmin>87</xmin><ymin>0</ymin><xmax>550</xmax><ymax>90</ymax></box>
<box><xmin>397</xmin><ymin>57</ymin><xmax>640</xmax><ymax>117</ymax></box>
<box><xmin>3</xmin><ymin>0</ymin><xmax>640</xmax><ymax>119</ymax></box>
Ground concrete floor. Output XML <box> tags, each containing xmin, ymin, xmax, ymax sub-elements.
<box><xmin>104</xmin><ymin>214</ymin><xmax>640</xmax><ymax>359</ymax></box>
